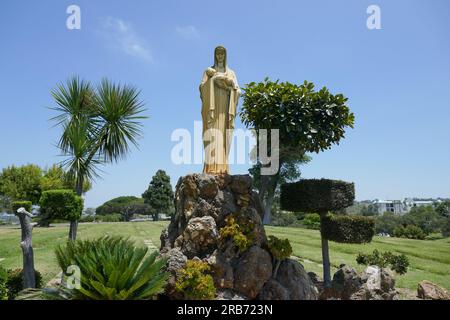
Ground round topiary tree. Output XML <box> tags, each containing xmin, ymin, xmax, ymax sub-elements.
<box><xmin>280</xmin><ymin>179</ymin><xmax>374</xmax><ymax>287</ymax></box>
<box><xmin>39</xmin><ymin>190</ymin><xmax>83</xmax><ymax>240</ymax></box>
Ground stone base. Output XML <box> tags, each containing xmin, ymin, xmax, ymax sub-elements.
<box><xmin>159</xmin><ymin>173</ymin><xmax>318</xmax><ymax>300</ymax></box>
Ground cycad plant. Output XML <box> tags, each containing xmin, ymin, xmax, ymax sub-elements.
<box><xmin>54</xmin><ymin>236</ymin><xmax>169</xmax><ymax>300</ymax></box>
<box><xmin>51</xmin><ymin>77</ymin><xmax>147</xmax><ymax>240</ymax></box>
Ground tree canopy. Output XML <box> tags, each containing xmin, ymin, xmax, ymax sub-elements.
<box><xmin>142</xmin><ymin>170</ymin><xmax>174</xmax><ymax>220</ymax></box>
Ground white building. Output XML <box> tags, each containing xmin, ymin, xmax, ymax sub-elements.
<box><xmin>373</xmin><ymin>200</ymin><xmax>406</xmax><ymax>215</ymax></box>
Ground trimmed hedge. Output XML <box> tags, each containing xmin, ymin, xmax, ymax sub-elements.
<box><xmin>11</xmin><ymin>201</ymin><xmax>32</xmax><ymax>214</ymax></box>
<box><xmin>39</xmin><ymin>190</ymin><xmax>83</xmax><ymax>222</ymax></box>
<box><xmin>280</xmin><ymin>179</ymin><xmax>355</xmax><ymax>213</ymax></box>
<box><xmin>321</xmin><ymin>214</ymin><xmax>375</xmax><ymax>244</ymax></box>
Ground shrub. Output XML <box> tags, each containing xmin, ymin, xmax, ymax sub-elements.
<box><xmin>39</xmin><ymin>190</ymin><xmax>83</xmax><ymax>222</ymax></box>
<box><xmin>393</xmin><ymin>225</ymin><xmax>426</xmax><ymax>240</ymax></box>
<box><xmin>11</xmin><ymin>201</ymin><xmax>32</xmax><ymax>214</ymax></box>
<box><xmin>442</xmin><ymin>218</ymin><xmax>450</xmax><ymax>238</ymax></box>
<box><xmin>280</xmin><ymin>179</ymin><xmax>355</xmax><ymax>213</ymax></box>
<box><xmin>0</xmin><ymin>266</ymin><xmax>8</xmax><ymax>300</ymax></box>
<box><xmin>356</xmin><ymin>249</ymin><xmax>409</xmax><ymax>275</ymax></box>
<box><xmin>321</xmin><ymin>214</ymin><xmax>375</xmax><ymax>243</ymax></box>
<box><xmin>302</xmin><ymin>213</ymin><xmax>321</xmax><ymax>230</ymax></box>
<box><xmin>175</xmin><ymin>260</ymin><xmax>216</xmax><ymax>300</ymax></box>
<box><xmin>6</xmin><ymin>268</ymin><xmax>42</xmax><ymax>300</ymax></box>
<box><xmin>219</xmin><ymin>213</ymin><xmax>255</xmax><ymax>252</ymax></box>
<box><xmin>97</xmin><ymin>213</ymin><xmax>123</xmax><ymax>222</ymax></box>
<box><xmin>79</xmin><ymin>215</ymin><xmax>95</xmax><ymax>223</ymax></box>
<box><xmin>267</xmin><ymin>236</ymin><xmax>292</xmax><ymax>277</ymax></box>
<box><xmin>55</xmin><ymin>236</ymin><xmax>169</xmax><ymax>300</ymax></box>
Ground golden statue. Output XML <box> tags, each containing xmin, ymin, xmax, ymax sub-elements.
<box><xmin>200</xmin><ymin>46</ymin><xmax>240</xmax><ymax>174</ymax></box>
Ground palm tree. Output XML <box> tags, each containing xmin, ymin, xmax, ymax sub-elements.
<box><xmin>51</xmin><ymin>77</ymin><xmax>147</xmax><ymax>240</ymax></box>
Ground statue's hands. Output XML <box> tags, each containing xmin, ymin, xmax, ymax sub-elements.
<box><xmin>206</xmin><ymin>68</ymin><xmax>216</xmax><ymax>77</ymax></box>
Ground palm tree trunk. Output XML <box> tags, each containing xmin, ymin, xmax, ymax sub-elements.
<box><xmin>69</xmin><ymin>176</ymin><xmax>83</xmax><ymax>241</ymax></box>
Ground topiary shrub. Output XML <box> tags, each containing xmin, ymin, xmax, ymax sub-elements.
<box><xmin>175</xmin><ymin>260</ymin><xmax>216</xmax><ymax>300</ymax></box>
<box><xmin>321</xmin><ymin>214</ymin><xmax>375</xmax><ymax>243</ymax></box>
<box><xmin>39</xmin><ymin>190</ymin><xmax>83</xmax><ymax>222</ymax></box>
<box><xmin>6</xmin><ymin>268</ymin><xmax>42</xmax><ymax>300</ymax></box>
<box><xmin>11</xmin><ymin>201</ymin><xmax>32</xmax><ymax>214</ymax></box>
<box><xmin>280</xmin><ymin>178</ymin><xmax>356</xmax><ymax>288</ymax></box>
<box><xmin>0</xmin><ymin>266</ymin><xmax>8</xmax><ymax>300</ymax></box>
<box><xmin>55</xmin><ymin>236</ymin><xmax>169</xmax><ymax>300</ymax></box>
<box><xmin>280</xmin><ymin>179</ymin><xmax>355</xmax><ymax>213</ymax></box>
<box><xmin>267</xmin><ymin>235</ymin><xmax>292</xmax><ymax>277</ymax></box>
<box><xmin>219</xmin><ymin>213</ymin><xmax>255</xmax><ymax>252</ymax></box>
<box><xmin>356</xmin><ymin>249</ymin><xmax>409</xmax><ymax>275</ymax></box>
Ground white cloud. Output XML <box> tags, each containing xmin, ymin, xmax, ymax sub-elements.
<box><xmin>175</xmin><ymin>25</ymin><xmax>200</xmax><ymax>40</ymax></box>
<box><xmin>99</xmin><ymin>17</ymin><xmax>152</xmax><ymax>63</ymax></box>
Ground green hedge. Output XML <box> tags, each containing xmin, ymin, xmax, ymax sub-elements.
<box><xmin>280</xmin><ymin>179</ymin><xmax>355</xmax><ymax>213</ymax></box>
<box><xmin>11</xmin><ymin>201</ymin><xmax>32</xmax><ymax>214</ymax></box>
<box><xmin>39</xmin><ymin>190</ymin><xmax>83</xmax><ymax>222</ymax></box>
<box><xmin>321</xmin><ymin>214</ymin><xmax>375</xmax><ymax>244</ymax></box>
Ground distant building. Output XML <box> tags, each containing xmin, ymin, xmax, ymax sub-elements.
<box><xmin>373</xmin><ymin>198</ymin><xmax>441</xmax><ymax>215</ymax></box>
<box><xmin>373</xmin><ymin>200</ymin><xmax>405</xmax><ymax>215</ymax></box>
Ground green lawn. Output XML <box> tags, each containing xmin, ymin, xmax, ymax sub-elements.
<box><xmin>0</xmin><ymin>222</ymin><xmax>449</xmax><ymax>292</ymax></box>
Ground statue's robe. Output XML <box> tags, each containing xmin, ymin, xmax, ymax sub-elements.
<box><xmin>200</xmin><ymin>67</ymin><xmax>240</xmax><ymax>174</ymax></box>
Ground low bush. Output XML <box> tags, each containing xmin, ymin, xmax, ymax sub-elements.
<box><xmin>356</xmin><ymin>249</ymin><xmax>409</xmax><ymax>275</ymax></box>
<box><xmin>267</xmin><ymin>236</ymin><xmax>292</xmax><ymax>277</ymax></box>
<box><xmin>6</xmin><ymin>268</ymin><xmax>43</xmax><ymax>300</ymax></box>
<box><xmin>393</xmin><ymin>225</ymin><xmax>426</xmax><ymax>240</ymax></box>
<box><xmin>175</xmin><ymin>260</ymin><xmax>216</xmax><ymax>300</ymax></box>
<box><xmin>96</xmin><ymin>213</ymin><xmax>123</xmax><ymax>222</ymax></box>
<box><xmin>11</xmin><ymin>201</ymin><xmax>32</xmax><ymax>214</ymax></box>
<box><xmin>321</xmin><ymin>214</ymin><xmax>375</xmax><ymax>243</ymax></box>
<box><xmin>302</xmin><ymin>213</ymin><xmax>321</xmax><ymax>230</ymax></box>
<box><xmin>39</xmin><ymin>190</ymin><xmax>83</xmax><ymax>222</ymax></box>
<box><xmin>79</xmin><ymin>215</ymin><xmax>95</xmax><ymax>223</ymax></box>
<box><xmin>0</xmin><ymin>266</ymin><xmax>8</xmax><ymax>300</ymax></box>
<box><xmin>55</xmin><ymin>236</ymin><xmax>169</xmax><ymax>300</ymax></box>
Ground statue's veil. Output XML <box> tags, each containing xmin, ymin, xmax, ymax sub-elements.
<box><xmin>213</xmin><ymin>46</ymin><xmax>227</xmax><ymax>71</ymax></box>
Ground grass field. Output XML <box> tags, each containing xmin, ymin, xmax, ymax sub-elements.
<box><xmin>1</xmin><ymin>221</ymin><xmax>449</xmax><ymax>292</ymax></box>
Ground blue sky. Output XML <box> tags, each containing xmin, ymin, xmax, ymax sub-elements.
<box><xmin>0</xmin><ymin>0</ymin><xmax>449</xmax><ymax>208</ymax></box>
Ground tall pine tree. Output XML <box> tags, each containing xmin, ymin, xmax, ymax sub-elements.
<box><xmin>142</xmin><ymin>170</ymin><xmax>174</xmax><ymax>221</ymax></box>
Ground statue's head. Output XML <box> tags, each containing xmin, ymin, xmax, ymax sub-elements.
<box><xmin>214</xmin><ymin>46</ymin><xmax>227</xmax><ymax>68</ymax></box>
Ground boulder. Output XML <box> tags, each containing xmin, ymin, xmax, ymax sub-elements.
<box><xmin>259</xmin><ymin>279</ymin><xmax>290</xmax><ymax>300</ymax></box>
<box><xmin>417</xmin><ymin>280</ymin><xmax>450</xmax><ymax>300</ymax></box>
<box><xmin>331</xmin><ymin>265</ymin><xmax>362</xmax><ymax>299</ymax></box>
<box><xmin>230</xmin><ymin>175</ymin><xmax>252</xmax><ymax>194</ymax></box>
<box><xmin>206</xmin><ymin>250</ymin><xmax>234</xmax><ymax>289</ymax></box>
<box><xmin>181</xmin><ymin>216</ymin><xmax>218</xmax><ymax>258</ymax></box>
<box><xmin>198</xmin><ymin>174</ymin><xmax>218</xmax><ymax>199</ymax></box>
<box><xmin>233</xmin><ymin>246</ymin><xmax>272</xmax><ymax>299</ymax></box>
<box><xmin>275</xmin><ymin>259</ymin><xmax>318</xmax><ymax>300</ymax></box>
<box><xmin>216</xmin><ymin>289</ymin><xmax>247</xmax><ymax>300</ymax></box>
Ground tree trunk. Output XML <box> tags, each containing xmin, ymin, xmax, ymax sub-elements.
<box><xmin>16</xmin><ymin>208</ymin><xmax>36</xmax><ymax>289</ymax></box>
<box><xmin>262</xmin><ymin>195</ymin><xmax>274</xmax><ymax>225</ymax></box>
<box><xmin>69</xmin><ymin>221</ymin><xmax>78</xmax><ymax>241</ymax></box>
<box><xmin>261</xmin><ymin>173</ymin><xmax>279</xmax><ymax>225</ymax></box>
<box><xmin>320</xmin><ymin>212</ymin><xmax>331</xmax><ymax>288</ymax></box>
<box><xmin>69</xmin><ymin>176</ymin><xmax>83</xmax><ymax>241</ymax></box>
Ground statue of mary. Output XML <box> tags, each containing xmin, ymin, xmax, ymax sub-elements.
<box><xmin>200</xmin><ymin>46</ymin><xmax>240</xmax><ymax>174</ymax></box>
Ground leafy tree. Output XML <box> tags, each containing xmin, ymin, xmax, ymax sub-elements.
<box><xmin>142</xmin><ymin>170</ymin><xmax>174</xmax><ymax>221</ymax></box>
<box><xmin>0</xmin><ymin>165</ymin><xmax>42</xmax><ymax>204</ymax></box>
<box><xmin>442</xmin><ymin>218</ymin><xmax>450</xmax><ymax>238</ymax></box>
<box><xmin>240</xmin><ymin>79</ymin><xmax>354</xmax><ymax>224</ymax></box>
<box><xmin>402</xmin><ymin>205</ymin><xmax>443</xmax><ymax>235</ymax></box>
<box><xmin>41</xmin><ymin>165</ymin><xmax>91</xmax><ymax>194</ymax></box>
<box><xmin>374</xmin><ymin>211</ymin><xmax>402</xmax><ymax>235</ymax></box>
<box><xmin>50</xmin><ymin>77</ymin><xmax>147</xmax><ymax>240</ymax></box>
<box><xmin>96</xmin><ymin>196</ymin><xmax>151</xmax><ymax>222</ymax></box>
